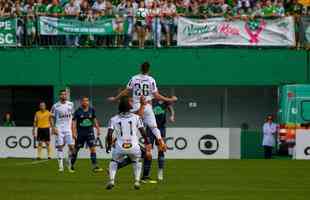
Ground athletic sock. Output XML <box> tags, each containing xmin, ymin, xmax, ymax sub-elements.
<box><xmin>109</xmin><ymin>161</ymin><xmax>118</xmax><ymax>183</ymax></box>
<box><xmin>68</xmin><ymin>150</ymin><xmax>74</xmax><ymax>169</ymax></box>
<box><xmin>117</xmin><ymin>156</ymin><xmax>132</xmax><ymax>169</ymax></box>
<box><xmin>57</xmin><ymin>149</ymin><xmax>64</xmax><ymax>169</ymax></box>
<box><xmin>71</xmin><ymin>148</ymin><xmax>79</xmax><ymax>168</ymax></box>
<box><xmin>133</xmin><ymin>161</ymin><xmax>142</xmax><ymax>182</ymax></box>
<box><xmin>90</xmin><ymin>152</ymin><xmax>97</xmax><ymax>168</ymax></box>
<box><xmin>158</xmin><ymin>151</ymin><xmax>165</xmax><ymax>169</ymax></box>
<box><xmin>37</xmin><ymin>145</ymin><xmax>43</xmax><ymax>159</ymax></box>
<box><xmin>142</xmin><ymin>157</ymin><xmax>152</xmax><ymax>178</ymax></box>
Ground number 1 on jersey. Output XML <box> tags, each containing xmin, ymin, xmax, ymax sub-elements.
<box><xmin>118</xmin><ymin>121</ymin><xmax>133</xmax><ymax>136</ymax></box>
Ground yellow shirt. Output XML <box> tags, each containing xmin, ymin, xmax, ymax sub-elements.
<box><xmin>299</xmin><ymin>0</ymin><xmax>310</xmax><ymax>6</ymax></box>
<box><xmin>35</xmin><ymin>110</ymin><xmax>51</xmax><ymax>128</ymax></box>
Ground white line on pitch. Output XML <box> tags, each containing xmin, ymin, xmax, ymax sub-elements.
<box><xmin>16</xmin><ymin>160</ymin><xmax>49</xmax><ymax>166</ymax></box>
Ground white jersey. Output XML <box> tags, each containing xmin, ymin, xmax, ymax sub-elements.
<box><xmin>127</xmin><ymin>74</ymin><xmax>158</xmax><ymax>111</ymax></box>
<box><xmin>51</xmin><ymin>101</ymin><xmax>74</xmax><ymax>133</ymax></box>
<box><xmin>108</xmin><ymin>113</ymin><xmax>144</xmax><ymax>149</ymax></box>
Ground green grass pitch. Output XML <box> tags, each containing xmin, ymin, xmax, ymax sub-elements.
<box><xmin>0</xmin><ymin>159</ymin><xmax>309</xmax><ymax>200</ymax></box>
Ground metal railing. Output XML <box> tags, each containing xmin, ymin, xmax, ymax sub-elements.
<box><xmin>0</xmin><ymin>14</ymin><xmax>304</xmax><ymax>48</ymax></box>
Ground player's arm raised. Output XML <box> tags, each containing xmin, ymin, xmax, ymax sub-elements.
<box><xmin>108</xmin><ymin>88</ymin><xmax>130</xmax><ymax>102</ymax></box>
<box><xmin>154</xmin><ymin>92</ymin><xmax>178</xmax><ymax>103</ymax></box>
<box><xmin>151</xmin><ymin>78</ymin><xmax>177</xmax><ymax>103</ymax></box>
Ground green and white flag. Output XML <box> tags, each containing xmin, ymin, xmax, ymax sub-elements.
<box><xmin>39</xmin><ymin>16</ymin><xmax>124</xmax><ymax>35</ymax></box>
<box><xmin>0</xmin><ymin>18</ymin><xmax>17</xmax><ymax>46</ymax></box>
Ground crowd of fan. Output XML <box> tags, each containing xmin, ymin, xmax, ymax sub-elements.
<box><xmin>0</xmin><ymin>0</ymin><xmax>308</xmax><ymax>47</ymax></box>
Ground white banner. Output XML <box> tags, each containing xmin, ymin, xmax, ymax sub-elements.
<box><xmin>177</xmin><ymin>17</ymin><xmax>295</xmax><ymax>47</ymax></box>
<box><xmin>0</xmin><ymin>127</ymin><xmax>240</xmax><ymax>159</ymax></box>
<box><xmin>295</xmin><ymin>130</ymin><xmax>310</xmax><ymax>160</ymax></box>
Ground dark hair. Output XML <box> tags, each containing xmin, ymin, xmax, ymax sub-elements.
<box><xmin>59</xmin><ymin>89</ymin><xmax>66</xmax><ymax>94</ymax></box>
<box><xmin>140</xmin><ymin>62</ymin><xmax>150</xmax><ymax>74</ymax></box>
<box><xmin>118</xmin><ymin>96</ymin><xmax>131</xmax><ymax>113</ymax></box>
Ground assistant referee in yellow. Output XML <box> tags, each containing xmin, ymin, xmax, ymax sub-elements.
<box><xmin>33</xmin><ymin>102</ymin><xmax>53</xmax><ymax>160</ymax></box>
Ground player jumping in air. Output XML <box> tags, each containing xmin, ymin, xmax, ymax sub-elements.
<box><xmin>108</xmin><ymin>61</ymin><xmax>177</xmax><ymax>151</ymax></box>
<box><xmin>105</xmin><ymin>96</ymin><xmax>152</xmax><ymax>190</ymax></box>
<box><xmin>71</xmin><ymin>96</ymin><xmax>103</xmax><ymax>172</ymax></box>
<box><xmin>143</xmin><ymin>98</ymin><xmax>175</xmax><ymax>182</ymax></box>
<box><xmin>51</xmin><ymin>90</ymin><xmax>75</xmax><ymax>172</ymax></box>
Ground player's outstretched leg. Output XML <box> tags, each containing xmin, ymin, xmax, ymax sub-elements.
<box><xmin>106</xmin><ymin>160</ymin><xmax>118</xmax><ymax>190</ymax></box>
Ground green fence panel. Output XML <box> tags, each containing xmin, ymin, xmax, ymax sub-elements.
<box><xmin>241</xmin><ymin>130</ymin><xmax>264</xmax><ymax>159</ymax></box>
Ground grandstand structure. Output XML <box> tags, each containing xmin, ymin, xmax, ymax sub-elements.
<box><xmin>1</xmin><ymin>0</ymin><xmax>310</xmax><ymax>158</ymax></box>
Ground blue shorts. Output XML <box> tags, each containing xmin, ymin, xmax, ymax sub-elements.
<box><xmin>76</xmin><ymin>132</ymin><xmax>96</xmax><ymax>149</ymax></box>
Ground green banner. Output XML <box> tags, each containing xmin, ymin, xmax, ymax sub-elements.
<box><xmin>0</xmin><ymin>18</ymin><xmax>17</xmax><ymax>46</ymax></box>
<box><xmin>39</xmin><ymin>17</ymin><xmax>126</xmax><ymax>35</ymax></box>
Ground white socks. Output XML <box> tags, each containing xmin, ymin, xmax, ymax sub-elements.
<box><xmin>57</xmin><ymin>149</ymin><xmax>64</xmax><ymax>170</ymax></box>
<box><xmin>67</xmin><ymin>150</ymin><xmax>73</xmax><ymax>169</ymax></box>
<box><xmin>109</xmin><ymin>161</ymin><xmax>118</xmax><ymax>184</ymax></box>
<box><xmin>132</xmin><ymin>161</ymin><xmax>142</xmax><ymax>182</ymax></box>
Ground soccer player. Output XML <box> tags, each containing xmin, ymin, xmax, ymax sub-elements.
<box><xmin>106</xmin><ymin>96</ymin><xmax>152</xmax><ymax>190</ymax></box>
<box><xmin>71</xmin><ymin>96</ymin><xmax>103</xmax><ymax>172</ymax></box>
<box><xmin>108</xmin><ymin>61</ymin><xmax>177</xmax><ymax>150</ymax></box>
<box><xmin>51</xmin><ymin>90</ymin><xmax>76</xmax><ymax>172</ymax></box>
<box><xmin>143</xmin><ymin>98</ymin><xmax>175</xmax><ymax>181</ymax></box>
<box><xmin>32</xmin><ymin>102</ymin><xmax>53</xmax><ymax>160</ymax></box>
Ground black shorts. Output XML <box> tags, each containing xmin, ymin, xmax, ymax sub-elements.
<box><xmin>37</xmin><ymin>128</ymin><xmax>50</xmax><ymax>142</ymax></box>
<box><xmin>76</xmin><ymin>132</ymin><xmax>96</xmax><ymax>149</ymax></box>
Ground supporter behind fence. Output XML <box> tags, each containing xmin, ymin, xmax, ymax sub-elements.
<box><xmin>0</xmin><ymin>0</ymin><xmax>309</xmax><ymax>48</ymax></box>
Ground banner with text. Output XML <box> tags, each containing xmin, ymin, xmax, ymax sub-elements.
<box><xmin>300</xmin><ymin>16</ymin><xmax>310</xmax><ymax>47</ymax></box>
<box><xmin>177</xmin><ymin>17</ymin><xmax>295</xmax><ymax>47</ymax></box>
<box><xmin>295</xmin><ymin>130</ymin><xmax>310</xmax><ymax>160</ymax></box>
<box><xmin>0</xmin><ymin>128</ymin><xmax>241</xmax><ymax>159</ymax></box>
<box><xmin>39</xmin><ymin>17</ymin><xmax>125</xmax><ymax>35</ymax></box>
<box><xmin>0</xmin><ymin>18</ymin><xmax>17</xmax><ymax>46</ymax></box>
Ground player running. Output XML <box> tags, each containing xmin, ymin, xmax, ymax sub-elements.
<box><xmin>105</xmin><ymin>96</ymin><xmax>152</xmax><ymax>190</ymax></box>
<box><xmin>51</xmin><ymin>90</ymin><xmax>75</xmax><ymax>172</ymax></box>
<box><xmin>108</xmin><ymin>61</ymin><xmax>177</xmax><ymax>150</ymax></box>
<box><xmin>71</xmin><ymin>96</ymin><xmax>103</xmax><ymax>172</ymax></box>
